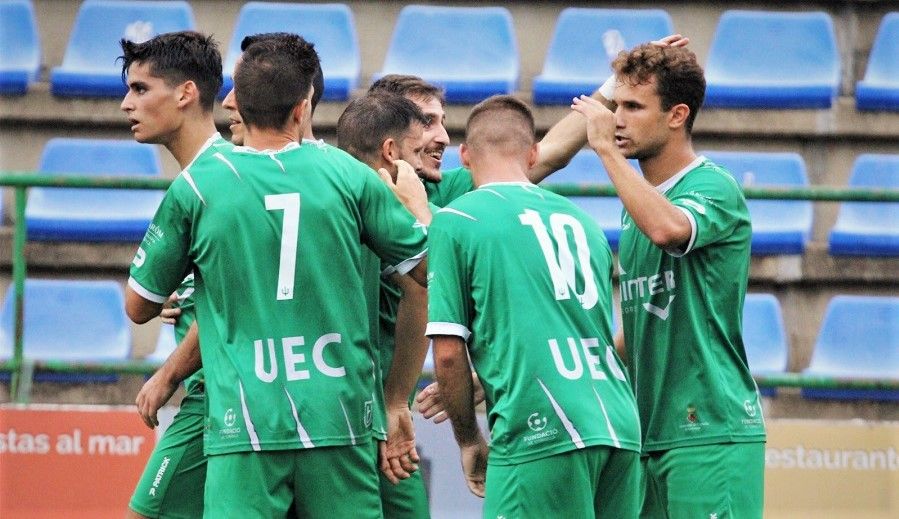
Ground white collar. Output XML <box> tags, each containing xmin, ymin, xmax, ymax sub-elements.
<box><xmin>478</xmin><ymin>181</ymin><xmax>532</xmax><ymax>188</ymax></box>
<box><xmin>182</xmin><ymin>132</ymin><xmax>222</xmax><ymax>171</ymax></box>
<box><xmin>654</xmin><ymin>156</ymin><xmax>706</xmax><ymax>193</ymax></box>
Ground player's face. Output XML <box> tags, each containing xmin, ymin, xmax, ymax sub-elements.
<box><xmin>397</xmin><ymin>122</ymin><xmax>426</xmax><ymax>174</ymax></box>
<box><xmin>120</xmin><ymin>62</ymin><xmax>183</xmax><ymax>144</ymax></box>
<box><xmin>408</xmin><ymin>95</ymin><xmax>449</xmax><ymax>183</ymax></box>
<box><xmin>613</xmin><ymin>77</ymin><xmax>670</xmax><ymax>161</ymax></box>
<box><xmin>222</xmin><ymin>87</ymin><xmax>244</xmax><ymax>145</ymax></box>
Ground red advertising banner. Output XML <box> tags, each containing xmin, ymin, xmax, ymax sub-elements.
<box><xmin>0</xmin><ymin>404</ymin><xmax>154</xmax><ymax>519</ymax></box>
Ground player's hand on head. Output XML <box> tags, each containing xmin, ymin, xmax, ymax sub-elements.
<box><xmin>159</xmin><ymin>293</ymin><xmax>182</xmax><ymax>325</ymax></box>
<box><xmin>459</xmin><ymin>438</ymin><xmax>489</xmax><ymax>498</ymax></box>
<box><xmin>380</xmin><ymin>160</ymin><xmax>429</xmax><ymax>219</ymax></box>
<box><xmin>570</xmin><ymin>95</ymin><xmax>617</xmax><ymax>154</ymax></box>
<box><xmin>651</xmin><ymin>34</ymin><xmax>690</xmax><ymax>48</ymax></box>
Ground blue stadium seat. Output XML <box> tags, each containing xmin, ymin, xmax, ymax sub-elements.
<box><xmin>441</xmin><ymin>146</ymin><xmax>462</xmax><ymax>171</ymax></box>
<box><xmin>742</xmin><ymin>293</ymin><xmax>789</xmax><ymax>396</ymax></box>
<box><xmin>376</xmin><ymin>5</ymin><xmax>518</xmax><ymax>103</ymax></box>
<box><xmin>148</xmin><ymin>324</ymin><xmax>176</xmax><ymax>363</ymax></box>
<box><xmin>802</xmin><ymin>296</ymin><xmax>898</xmax><ymax>401</ymax></box>
<box><xmin>705</xmin><ymin>10</ymin><xmax>840</xmax><ymax>109</ymax></box>
<box><xmin>828</xmin><ymin>154</ymin><xmax>899</xmax><ymax>256</ymax></box>
<box><xmin>702</xmin><ymin>151</ymin><xmax>813</xmax><ymax>254</ymax></box>
<box><xmin>50</xmin><ymin>0</ymin><xmax>195</xmax><ymax>97</ymax></box>
<box><xmin>221</xmin><ymin>2</ymin><xmax>359</xmax><ymax>100</ymax></box>
<box><xmin>0</xmin><ymin>0</ymin><xmax>41</xmax><ymax>95</ymax></box>
<box><xmin>26</xmin><ymin>138</ymin><xmax>165</xmax><ymax>241</ymax></box>
<box><xmin>540</xmin><ymin>150</ymin><xmax>635</xmax><ymax>250</ymax></box>
<box><xmin>856</xmin><ymin>13</ymin><xmax>899</xmax><ymax>111</ymax></box>
<box><xmin>532</xmin><ymin>8</ymin><xmax>673</xmax><ymax>105</ymax></box>
<box><xmin>0</xmin><ymin>279</ymin><xmax>131</xmax><ymax>382</ymax></box>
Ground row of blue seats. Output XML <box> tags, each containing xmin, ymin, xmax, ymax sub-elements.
<box><xmin>16</xmin><ymin>138</ymin><xmax>899</xmax><ymax>257</ymax></box>
<box><xmin>1</xmin><ymin>280</ymin><xmax>896</xmax><ymax>401</ymax></box>
<box><xmin>2</xmin><ymin>1</ymin><xmax>898</xmax><ymax>109</ymax></box>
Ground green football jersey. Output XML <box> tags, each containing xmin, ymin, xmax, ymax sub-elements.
<box><xmin>170</xmin><ymin>273</ymin><xmax>203</xmax><ymax>395</ymax></box>
<box><xmin>618</xmin><ymin>157</ymin><xmax>766</xmax><ymax>453</ymax></box>
<box><xmin>426</xmin><ymin>182</ymin><xmax>641</xmax><ymax>466</ymax></box>
<box><xmin>129</xmin><ymin>140</ymin><xmax>428</xmax><ymax>455</ymax></box>
<box><xmin>424</xmin><ymin>166</ymin><xmax>474</xmax><ymax>208</ymax></box>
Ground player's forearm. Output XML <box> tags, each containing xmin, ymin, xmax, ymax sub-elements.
<box><xmin>433</xmin><ymin>335</ymin><xmax>483</xmax><ymax>446</ymax></box>
<box><xmin>528</xmin><ymin>88</ymin><xmax>615</xmax><ymax>183</ymax></box>
<box><xmin>384</xmin><ymin>277</ymin><xmax>430</xmax><ymax>408</ymax></box>
<box><xmin>157</xmin><ymin>321</ymin><xmax>202</xmax><ymax>386</ymax></box>
<box><xmin>595</xmin><ymin>147</ymin><xmax>690</xmax><ymax>248</ymax></box>
<box><xmin>125</xmin><ymin>286</ymin><xmax>164</xmax><ymax>324</ymax></box>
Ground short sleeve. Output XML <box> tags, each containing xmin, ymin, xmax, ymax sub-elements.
<box><xmin>424</xmin><ymin>214</ymin><xmax>472</xmax><ymax>340</ymax></box>
<box><xmin>667</xmin><ymin>172</ymin><xmax>748</xmax><ymax>257</ymax></box>
<box><xmin>128</xmin><ymin>180</ymin><xmax>194</xmax><ymax>302</ymax></box>
<box><xmin>357</xmin><ymin>166</ymin><xmax>429</xmax><ymax>275</ymax></box>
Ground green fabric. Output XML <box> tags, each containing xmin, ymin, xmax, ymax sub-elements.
<box><xmin>640</xmin><ymin>442</ymin><xmax>766</xmax><ymax>518</ymax></box>
<box><xmin>129</xmin><ymin>393</ymin><xmax>206</xmax><ymax>518</ymax></box>
<box><xmin>618</xmin><ymin>157</ymin><xmax>766</xmax><ymax>453</ymax></box>
<box><xmin>427</xmin><ymin>182</ymin><xmax>640</xmax><ymax>466</ymax></box>
<box><xmin>129</xmin><ymin>140</ymin><xmax>427</xmax><ymax>455</ymax></box>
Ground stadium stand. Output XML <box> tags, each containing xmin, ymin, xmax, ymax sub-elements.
<box><xmin>221</xmin><ymin>2</ymin><xmax>359</xmax><ymax>100</ymax></box>
<box><xmin>148</xmin><ymin>324</ymin><xmax>176</xmax><ymax>364</ymax></box>
<box><xmin>704</xmin><ymin>10</ymin><xmax>840</xmax><ymax>108</ymax></box>
<box><xmin>440</xmin><ymin>145</ymin><xmax>461</xmax><ymax>171</ymax></box>
<box><xmin>375</xmin><ymin>5</ymin><xmax>518</xmax><ymax>103</ymax></box>
<box><xmin>25</xmin><ymin>138</ymin><xmax>165</xmax><ymax>241</ymax></box>
<box><xmin>856</xmin><ymin>12</ymin><xmax>899</xmax><ymax>111</ymax></box>
<box><xmin>539</xmin><ymin>149</ymin><xmax>631</xmax><ymax>250</ymax></box>
<box><xmin>702</xmin><ymin>151</ymin><xmax>813</xmax><ymax>255</ymax></box>
<box><xmin>0</xmin><ymin>0</ymin><xmax>41</xmax><ymax>95</ymax></box>
<box><xmin>49</xmin><ymin>0</ymin><xmax>195</xmax><ymax>97</ymax></box>
<box><xmin>742</xmin><ymin>293</ymin><xmax>789</xmax><ymax>397</ymax></box>
<box><xmin>0</xmin><ymin>279</ymin><xmax>131</xmax><ymax>382</ymax></box>
<box><xmin>532</xmin><ymin>8</ymin><xmax>673</xmax><ymax>105</ymax></box>
<box><xmin>802</xmin><ymin>295</ymin><xmax>899</xmax><ymax>401</ymax></box>
<box><xmin>828</xmin><ymin>154</ymin><xmax>899</xmax><ymax>256</ymax></box>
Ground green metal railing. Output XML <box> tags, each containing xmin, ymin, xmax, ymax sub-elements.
<box><xmin>0</xmin><ymin>173</ymin><xmax>897</xmax><ymax>403</ymax></box>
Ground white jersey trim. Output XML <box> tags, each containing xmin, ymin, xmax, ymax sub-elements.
<box><xmin>592</xmin><ymin>386</ymin><xmax>621</xmax><ymax>448</ymax></box>
<box><xmin>654</xmin><ymin>156</ymin><xmax>705</xmax><ymax>194</ymax></box>
<box><xmin>127</xmin><ymin>277</ymin><xmax>168</xmax><ymax>304</ymax></box>
<box><xmin>239</xmin><ymin>382</ymin><xmax>262</xmax><ymax>451</ymax></box>
<box><xmin>284</xmin><ymin>388</ymin><xmax>315</xmax><ymax>449</ymax></box>
<box><xmin>382</xmin><ymin>248</ymin><xmax>428</xmax><ymax>277</ymax></box>
<box><xmin>665</xmin><ymin>206</ymin><xmax>697</xmax><ymax>257</ymax></box>
<box><xmin>339</xmin><ymin>399</ymin><xmax>357</xmax><ymax>446</ymax></box>
<box><xmin>538</xmin><ymin>378</ymin><xmax>585</xmax><ymax>449</ymax></box>
<box><xmin>425</xmin><ymin>322</ymin><xmax>471</xmax><ymax>341</ymax></box>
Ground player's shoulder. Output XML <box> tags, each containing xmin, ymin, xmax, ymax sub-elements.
<box><xmin>685</xmin><ymin>157</ymin><xmax>743</xmax><ymax>194</ymax></box>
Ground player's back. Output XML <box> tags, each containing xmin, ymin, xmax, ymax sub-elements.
<box><xmin>171</xmin><ymin>141</ymin><xmax>426</xmax><ymax>454</ymax></box>
<box><xmin>428</xmin><ymin>182</ymin><xmax>641</xmax><ymax>464</ymax></box>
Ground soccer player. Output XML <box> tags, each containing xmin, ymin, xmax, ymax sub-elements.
<box><xmin>118</xmin><ymin>30</ymin><xmax>230</xmax><ymax>519</ymax></box>
<box><xmin>337</xmin><ymin>92</ymin><xmax>433</xmax><ymax>518</ymax></box>
<box><xmin>572</xmin><ymin>44</ymin><xmax>766</xmax><ymax>518</ymax></box>
<box><xmin>124</xmin><ymin>36</ymin><xmax>428</xmax><ymax>518</ymax></box>
<box><xmin>428</xmin><ymin>95</ymin><xmax>642</xmax><ymax>517</ymax></box>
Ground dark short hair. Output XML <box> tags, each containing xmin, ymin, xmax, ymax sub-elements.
<box><xmin>337</xmin><ymin>92</ymin><xmax>428</xmax><ymax>166</ymax></box>
<box><xmin>241</xmin><ymin>32</ymin><xmax>324</xmax><ymax>114</ymax></box>
<box><xmin>612</xmin><ymin>44</ymin><xmax>706</xmax><ymax>133</ymax></box>
<box><xmin>369</xmin><ymin>74</ymin><xmax>445</xmax><ymax>106</ymax></box>
<box><xmin>234</xmin><ymin>35</ymin><xmax>320</xmax><ymax>130</ymax></box>
<box><xmin>465</xmin><ymin>95</ymin><xmax>535</xmax><ymax>153</ymax></box>
<box><xmin>120</xmin><ymin>31</ymin><xmax>223</xmax><ymax>112</ymax></box>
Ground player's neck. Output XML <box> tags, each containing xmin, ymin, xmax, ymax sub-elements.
<box><xmin>167</xmin><ymin>116</ymin><xmax>217</xmax><ymax>170</ymax></box>
<box><xmin>638</xmin><ymin>138</ymin><xmax>697</xmax><ymax>187</ymax></box>
<box><xmin>243</xmin><ymin>127</ymin><xmax>296</xmax><ymax>151</ymax></box>
<box><xmin>470</xmin><ymin>157</ymin><xmax>530</xmax><ymax>188</ymax></box>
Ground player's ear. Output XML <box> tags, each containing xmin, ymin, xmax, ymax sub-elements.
<box><xmin>668</xmin><ymin>103</ymin><xmax>690</xmax><ymax>130</ymax></box>
<box><xmin>381</xmin><ymin>138</ymin><xmax>398</xmax><ymax>163</ymax></box>
<box><xmin>460</xmin><ymin>143</ymin><xmax>472</xmax><ymax>169</ymax></box>
<box><xmin>176</xmin><ymin>80</ymin><xmax>199</xmax><ymax>109</ymax></box>
<box><xmin>526</xmin><ymin>142</ymin><xmax>539</xmax><ymax>170</ymax></box>
<box><xmin>292</xmin><ymin>99</ymin><xmax>310</xmax><ymax>127</ymax></box>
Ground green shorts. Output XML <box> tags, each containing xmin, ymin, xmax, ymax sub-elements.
<box><xmin>129</xmin><ymin>391</ymin><xmax>206</xmax><ymax>519</ymax></box>
<box><xmin>204</xmin><ymin>441</ymin><xmax>382</xmax><ymax>519</ymax></box>
<box><xmin>374</xmin><ymin>442</ymin><xmax>430</xmax><ymax>519</ymax></box>
<box><xmin>640</xmin><ymin>442</ymin><xmax>765</xmax><ymax>519</ymax></box>
<box><xmin>483</xmin><ymin>446</ymin><xmax>640</xmax><ymax>519</ymax></box>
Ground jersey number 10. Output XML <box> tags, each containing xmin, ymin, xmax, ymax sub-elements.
<box><xmin>519</xmin><ymin>209</ymin><xmax>598</xmax><ymax>310</ymax></box>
